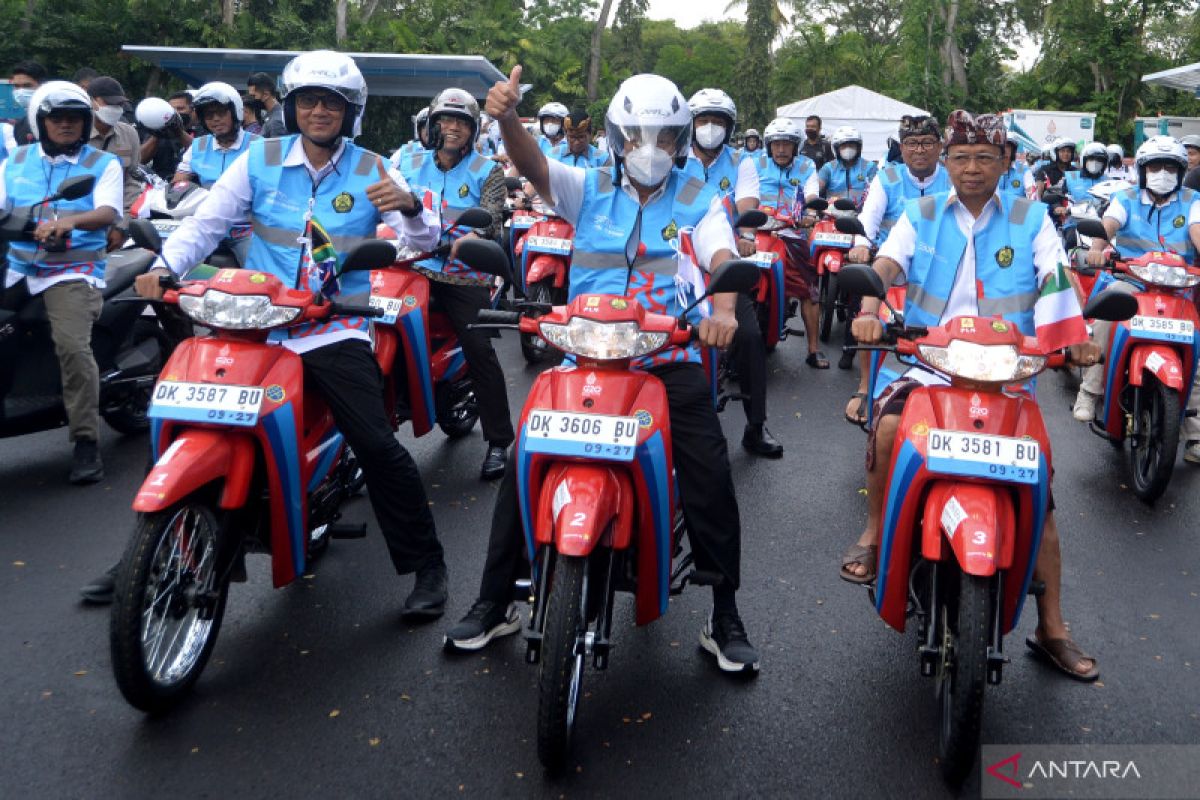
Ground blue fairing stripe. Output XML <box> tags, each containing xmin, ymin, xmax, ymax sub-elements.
<box><xmin>1103</xmin><ymin>325</ymin><xmax>1130</xmax><ymax>424</ymax></box>
<box><xmin>1011</xmin><ymin>452</ymin><xmax>1050</xmax><ymax>630</ymax></box>
<box><xmin>150</xmin><ymin>418</ymin><xmax>165</xmax><ymax>462</ymax></box>
<box><xmin>516</xmin><ymin>429</ymin><xmax>536</xmax><ymax>564</ymax></box>
<box><xmin>399</xmin><ymin>307</ymin><xmax>436</xmax><ymax>423</ymax></box>
<box><xmin>875</xmin><ymin>441</ymin><xmax>923</xmax><ymax>611</ymax></box>
<box><xmin>262</xmin><ymin>403</ymin><xmax>304</xmax><ymax>578</ymax></box>
<box><xmin>635</xmin><ymin>431</ymin><xmax>672</xmax><ymax>617</ymax></box>
<box><xmin>306</xmin><ymin>430</ymin><xmax>344</xmax><ymax>493</ymax></box>
<box><xmin>771</xmin><ymin>259</ymin><xmax>786</xmax><ymax>337</ymax></box>
<box><xmin>445</xmin><ymin>347</ymin><xmax>467</xmax><ymax>383</ymax></box>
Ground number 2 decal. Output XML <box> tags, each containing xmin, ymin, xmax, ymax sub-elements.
<box><xmin>570</xmin><ymin>512</ymin><xmax>586</xmax><ymax>528</ymax></box>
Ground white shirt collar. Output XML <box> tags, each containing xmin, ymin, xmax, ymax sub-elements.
<box><xmin>945</xmin><ymin>189</ymin><xmax>1002</xmax><ymax>222</ymax></box>
<box><xmin>906</xmin><ymin>162</ymin><xmax>943</xmax><ymax>188</ymax></box>
<box><xmin>282</xmin><ymin>137</ymin><xmax>347</xmax><ymax>180</ymax></box>
<box><xmin>620</xmin><ymin>169</ymin><xmax>670</xmax><ymax>206</ymax></box>
<box><xmin>211</xmin><ymin>128</ymin><xmax>247</xmax><ymax>152</ymax></box>
<box><xmin>37</xmin><ymin>144</ymin><xmax>83</xmax><ymax>165</ymax></box>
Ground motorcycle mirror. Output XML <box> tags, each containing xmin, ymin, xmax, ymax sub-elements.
<box><xmin>52</xmin><ymin>175</ymin><xmax>96</xmax><ymax>202</ymax></box>
<box><xmin>127</xmin><ymin>219</ymin><xmax>163</xmax><ymax>254</ymax></box>
<box><xmin>835</xmin><ymin>217</ymin><xmax>866</xmax><ymax>237</ymax></box>
<box><xmin>454</xmin><ymin>207</ymin><xmax>494</xmax><ymax>230</ymax></box>
<box><xmin>456</xmin><ymin>238</ymin><xmax>512</xmax><ymax>282</ymax></box>
<box><xmin>806</xmin><ymin>197</ymin><xmax>829</xmax><ymax>212</ymax></box>
<box><xmin>1041</xmin><ymin>189</ymin><xmax>1066</xmax><ymax>206</ymax></box>
<box><xmin>733</xmin><ymin>209</ymin><xmax>768</xmax><ymax>229</ymax></box>
<box><xmin>833</xmin><ymin>197</ymin><xmax>857</xmax><ymax>212</ymax></box>
<box><xmin>504</xmin><ymin>176</ymin><xmax>523</xmax><ymax>192</ymax></box>
<box><xmin>706</xmin><ymin>259</ymin><xmax>762</xmax><ymax>295</ymax></box>
<box><xmin>838</xmin><ymin>264</ymin><xmax>886</xmax><ymax>299</ymax></box>
<box><xmin>1082</xmin><ymin>288</ymin><xmax>1138</xmax><ymax>322</ymax></box>
<box><xmin>341</xmin><ymin>240</ymin><xmax>399</xmax><ymax>272</ymax></box>
<box><xmin>1074</xmin><ymin>218</ymin><xmax>1108</xmax><ymax>240</ymax></box>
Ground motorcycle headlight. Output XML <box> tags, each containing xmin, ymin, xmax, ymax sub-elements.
<box><xmin>539</xmin><ymin>317</ymin><xmax>668</xmax><ymax>360</ymax></box>
<box><xmin>917</xmin><ymin>340</ymin><xmax>1046</xmax><ymax>383</ymax></box>
<box><xmin>177</xmin><ymin>290</ymin><xmax>301</xmax><ymax>330</ymax></box>
<box><xmin>1127</xmin><ymin>261</ymin><xmax>1200</xmax><ymax>288</ymax></box>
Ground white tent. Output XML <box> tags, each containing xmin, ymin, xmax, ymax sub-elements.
<box><xmin>775</xmin><ymin>85</ymin><xmax>930</xmax><ymax>162</ymax></box>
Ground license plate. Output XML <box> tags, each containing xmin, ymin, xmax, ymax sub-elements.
<box><xmin>812</xmin><ymin>232</ymin><xmax>853</xmax><ymax>248</ymax></box>
<box><xmin>1129</xmin><ymin>315</ymin><xmax>1194</xmax><ymax>344</ymax></box>
<box><xmin>369</xmin><ymin>294</ymin><xmax>405</xmax><ymax>324</ymax></box>
<box><xmin>149</xmin><ymin>381</ymin><xmax>263</xmax><ymax>427</ymax></box>
<box><xmin>749</xmin><ymin>251</ymin><xmax>776</xmax><ymax>268</ymax></box>
<box><xmin>524</xmin><ymin>235</ymin><xmax>572</xmax><ymax>255</ymax></box>
<box><xmin>523</xmin><ymin>410</ymin><xmax>640</xmax><ymax>462</ymax></box>
<box><xmin>925</xmin><ymin>429</ymin><xmax>1040</xmax><ymax>485</ymax></box>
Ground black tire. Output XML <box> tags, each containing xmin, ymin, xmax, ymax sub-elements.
<box><xmin>520</xmin><ymin>281</ymin><xmax>556</xmax><ymax>364</ymax></box>
<box><xmin>1129</xmin><ymin>378</ymin><xmax>1181</xmax><ymax>503</ymax></box>
<box><xmin>537</xmin><ymin>555</ymin><xmax>587</xmax><ymax>772</ymax></box>
<box><xmin>436</xmin><ymin>383</ymin><xmax>479</xmax><ymax>439</ymax></box>
<box><xmin>818</xmin><ymin>273</ymin><xmax>836</xmax><ymax>343</ymax></box>
<box><xmin>110</xmin><ymin>503</ymin><xmax>229</xmax><ymax>713</ymax></box>
<box><xmin>937</xmin><ymin>573</ymin><xmax>990</xmax><ymax>786</ymax></box>
<box><xmin>102</xmin><ymin>319</ymin><xmax>170</xmax><ymax>435</ymax></box>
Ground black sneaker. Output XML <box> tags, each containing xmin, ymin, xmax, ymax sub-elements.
<box><xmin>402</xmin><ymin>562</ymin><xmax>448</xmax><ymax>619</ymax></box>
<box><xmin>700</xmin><ymin>610</ymin><xmax>760</xmax><ymax>674</ymax></box>
<box><xmin>79</xmin><ymin>563</ymin><xmax>119</xmax><ymax>605</ymax></box>
<box><xmin>443</xmin><ymin>599</ymin><xmax>521</xmax><ymax>652</ymax></box>
<box><xmin>480</xmin><ymin>445</ymin><xmax>507</xmax><ymax>480</ymax></box>
<box><xmin>837</xmin><ymin>349</ymin><xmax>856</xmax><ymax>370</ymax></box>
<box><xmin>69</xmin><ymin>439</ymin><xmax>104</xmax><ymax>485</ymax></box>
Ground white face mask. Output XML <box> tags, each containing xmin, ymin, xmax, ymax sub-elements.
<box><xmin>94</xmin><ymin>105</ymin><xmax>123</xmax><ymax>126</ymax></box>
<box><xmin>1146</xmin><ymin>169</ymin><xmax>1178</xmax><ymax>196</ymax></box>
<box><xmin>839</xmin><ymin>146</ymin><xmax>857</xmax><ymax>161</ymax></box>
<box><xmin>1083</xmin><ymin>158</ymin><xmax>1105</xmax><ymax>176</ymax></box>
<box><xmin>624</xmin><ymin>143</ymin><xmax>674</xmax><ymax>187</ymax></box>
<box><xmin>13</xmin><ymin>88</ymin><xmax>34</xmax><ymax>108</ymax></box>
<box><xmin>694</xmin><ymin>122</ymin><xmax>725</xmax><ymax>150</ymax></box>
<box><xmin>542</xmin><ymin>121</ymin><xmax>561</xmax><ymax>137</ymax></box>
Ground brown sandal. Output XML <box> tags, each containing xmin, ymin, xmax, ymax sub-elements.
<box><xmin>844</xmin><ymin>392</ymin><xmax>868</xmax><ymax>426</ymax></box>
<box><xmin>1025</xmin><ymin>636</ymin><xmax>1100</xmax><ymax>682</ymax></box>
<box><xmin>839</xmin><ymin>543</ymin><xmax>877</xmax><ymax>584</ymax></box>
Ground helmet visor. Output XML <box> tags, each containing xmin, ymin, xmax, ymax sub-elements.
<box><xmin>604</xmin><ymin>120</ymin><xmax>691</xmax><ymax>161</ymax></box>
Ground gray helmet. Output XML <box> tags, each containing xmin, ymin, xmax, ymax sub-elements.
<box><xmin>427</xmin><ymin>87</ymin><xmax>479</xmax><ymax>151</ymax></box>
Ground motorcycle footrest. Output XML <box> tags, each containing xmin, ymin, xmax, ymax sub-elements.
<box><xmin>592</xmin><ymin>639</ymin><xmax>611</xmax><ymax>670</ymax></box>
<box><xmin>784</xmin><ymin>327</ymin><xmax>806</xmax><ymax>337</ymax></box>
<box><xmin>987</xmin><ymin>647</ymin><xmax>1008</xmax><ymax>685</ymax></box>
<box><xmin>1027</xmin><ymin>579</ymin><xmax>1046</xmax><ymax>597</ymax></box>
<box><xmin>524</xmin><ymin>630</ymin><xmax>542</xmax><ymax>664</ymax></box>
<box><xmin>1186</xmin><ymin>409</ymin><xmax>1198</xmax><ymax>418</ymax></box>
<box><xmin>686</xmin><ymin>569</ymin><xmax>723</xmax><ymax>587</ymax></box>
<box><xmin>918</xmin><ymin>645</ymin><xmax>939</xmax><ymax>676</ymax></box>
<box><xmin>328</xmin><ymin>522</ymin><xmax>367</xmax><ymax>539</ymax></box>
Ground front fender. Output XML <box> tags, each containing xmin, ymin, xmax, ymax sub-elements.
<box><xmin>133</xmin><ymin>429</ymin><xmax>256</xmax><ymax>513</ymax></box>
<box><xmin>1128</xmin><ymin>344</ymin><xmax>1186</xmax><ymax>392</ymax></box>
<box><xmin>922</xmin><ymin>482</ymin><xmax>1015</xmax><ymax>576</ymax></box>
<box><xmin>536</xmin><ymin>463</ymin><xmax>632</xmax><ymax>557</ymax></box>
<box><xmin>526</xmin><ymin>254</ymin><xmax>568</xmax><ymax>287</ymax></box>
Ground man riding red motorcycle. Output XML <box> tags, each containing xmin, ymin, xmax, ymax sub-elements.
<box><xmin>843</xmin><ymin>110</ymin><xmax>1102</xmax><ymax>685</ymax></box>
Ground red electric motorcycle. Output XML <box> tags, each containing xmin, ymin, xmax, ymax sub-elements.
<box><xmin>465</xmin><ymin>242</ymin><xmax>759</xmax><ymax>771</ymax></box>
<box><xmin>1072</xmin><ymin>219</ymin><xmax>1200</xmax><ymax>502</ymax></box>
<box><xmin>840</xmin><ymin>264</ymin><xmax>1135</xmax><ymax>785</ymax></box>
<box><xmin>108</xmin><ymin>224</ymin><xmax>435</xmax><ymax>714</ymax></box>
<box><xmin>806</xmin><ymin>196</ymin><xmax>859</xmax><ymax>342</ymax></box>
<box><xmin>514</xmin><ymin>210</ymin><xmax>574</xmax><ymax>363</ymax></box>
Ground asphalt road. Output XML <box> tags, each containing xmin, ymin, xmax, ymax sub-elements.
<box><xmin>2</xmin><ymin>330</ymin><xmax>1197</xmax><ymax>799</ymax></box>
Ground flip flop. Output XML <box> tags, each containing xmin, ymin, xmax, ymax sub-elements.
<box><xmin>844</xmin><ymin>392</ymin><xmax>868</xmax><ymax>426</ymax></box>
<box><xmin>839</xmin><ymin>543</ymin><xmax>877</xmax><ymax>585</ymax></box>
<box><xmin>1025</xmin><ymin>635</ymin><xmax>1100</xmax><ymax>682</ymax></box>
<box><xmin>806</xmin><ymin>351</ymin><xmax>830</xmax><ymax>369</ymax></box>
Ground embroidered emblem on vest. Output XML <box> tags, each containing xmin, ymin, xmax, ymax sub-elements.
<box><xmin>995</xmin><ymin>246</ymin><xmax>1014</xmax><ymax>268</ymax></box>
<box><xmin>789</xmin><ymin>178</ymin><xmax>800</xmax><ymax>187</ymax></box>
<box><xmin>1011</xmin><ymin>179</ymin><xmax>1021</xmax><ymax>188</ymax></box>
<box><xmin>661</xmin><ymin>220</ymin><xmax>678</xmax><ymax>241</ymax></box>
<box><xmin>458</xmin><ymin>183</ymin><xmax>470</xmax><ymax>199</ymax></box>
<box><xmin>1174</xmin><ymin>215</ymin><xmax>1186</xmax><ymax>228</ymax></box>
<box><xmin>332</xmin><ymin>192</ymin><xmax>354</xmax><ymax>213</ymax></box>
<box><xmin>719</xmin><ymin>176</ymin><xmax>731</xmax><ymax>191</ymax></box>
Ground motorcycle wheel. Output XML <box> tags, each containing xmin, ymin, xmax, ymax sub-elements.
<box><xmin>537</xmin><ymin>554</ymin><xmax>587</xmax><ymax>772</ymax></box>
<box><xmin>818</xmin><ymin>273</ymin><xmax>836</xmax><ymax>343</ymax></box>
<box><xmin>110</xmin><ymin>502</ymin><xmax>229</xmax><ymax>713</ymax></box>
<box><xmin>520</xmin><ymin>281</ymin><xmax>556</xmax><ymax>364</ymax></box>
<box><xmin>101</xmin><ymin>318</ymin><xmax>170</xmax><ymax>436</ymax></box>
<box><xmin>436</xmin><ymin>382</ymin><xmax>479</xmax><ymax>439</ymax></box>
<box><xmin>1129</xmin><ymin>378</ymin><xmax>1180</xmax><ymax>503</ymax></box>
<box><xmin>936</xmin><ymin>571</ymin><xmax>990</xmax><ymax>786</ymax></box>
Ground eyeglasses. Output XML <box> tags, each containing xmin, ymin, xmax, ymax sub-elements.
<box><xmin>294</xmin><ymin>92</ymin><xmax>347</xmax><ymax>112</ymax></box>
<box><xmin>199</xmin><ymin>105</ymin><xmax>230</xmax><ymax>120</ymax></box>
<box><xmin>902</xmin><ymin>139</ymin><xmax>939</xmax><ymax>151</ymax></box>
<box><xmin>946</xmin><ymin>153</ymin><xmax>1003</xmax><ymax>167</ymax></box>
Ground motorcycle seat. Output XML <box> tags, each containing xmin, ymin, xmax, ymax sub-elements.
<box><xmin>102</xmin><ymin>250</ymin><xmax>156</xmax><ymax>299</ymax></box>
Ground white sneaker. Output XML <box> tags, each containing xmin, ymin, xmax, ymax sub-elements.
<box><xmin>1072</xmin><ymin>390</ymin><xmax>1100</xmax><ymax>422</ymax></box>
<box><xmin>1184</xmin><ymin>441</ymin><xmax>1200</xmax><ymax>465</ymax></box>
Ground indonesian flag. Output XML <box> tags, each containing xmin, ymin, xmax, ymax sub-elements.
<box><xmin>1033</xmin><ymin>260</ymin><xmax>1088</xmax><ymax>352</ymax></box>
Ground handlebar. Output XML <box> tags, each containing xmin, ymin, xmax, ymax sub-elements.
<box><xmin>475</xmin><ymin>309</ymin><xmax>522</xmax><ymax>326</ymax></box>
<box><xmin>328</xmin><ymin>302</ymin><xmax>385</xmax><ymax>319</ymax></box>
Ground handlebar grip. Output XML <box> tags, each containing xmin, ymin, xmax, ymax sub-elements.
<box><xmin>158</xmin><ymin>273</ymin><xmax>181</xmax><ymax>290</ymax></box>
<box><xmin>330</xmin><ymin>303</ymin><xmax>385</xmax><ymax>318</ymax></box>
<box><xmin>475</xmin><ymin>309</ymin><xmax>521</xmax><ymax>326</ymax></box>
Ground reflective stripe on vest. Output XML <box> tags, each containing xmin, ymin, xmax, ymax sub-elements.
<box><xmin>878</xmin><ymin>164</ymin><xmax>950</xmax><ymax>243</ymax></box>
<box><xmin>1111</xmin><ymin>187</ymin><xmax>1197</xmax><ymax>259</ymax></box>
<box><xmin>410</xmin><ymin>150</ymin><xmax>493</xmax><ymax>278</ymax></box>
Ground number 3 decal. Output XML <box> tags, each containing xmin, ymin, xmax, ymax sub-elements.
<box><xmin>972</xmin><ymin>531</ymin><xmax>987</xmax><ymax>545</ymax></box>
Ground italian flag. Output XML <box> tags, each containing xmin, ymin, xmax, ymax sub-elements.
<box><xmin>1034</xmin><ymin>260</ymin><xmax>1088</xmax><ymax>352</ymax></box>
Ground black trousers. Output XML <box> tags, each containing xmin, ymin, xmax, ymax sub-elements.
<box><xmin>478</xmin><ymin>362</ymin><xmax>742</xmax><ymax>603</ymax></box>
<box><xmin>301</xmin><ymin>339</ymin><xmax>443</xmax><ymax>575</ymax></box>
<box><xmin>731</xmin><ymin>292</ymin><xmax>768</xmax><ymax>426</ymax></box>
<box><xmin>429</xmin><ymin>280</ymin><xmax>515</xmax><ymax>447</ymax></box>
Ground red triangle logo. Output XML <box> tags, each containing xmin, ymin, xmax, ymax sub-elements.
<box><xmin>986</xmin><ymin>751</ymin><xmax>1023</xmax><ymax>789</ymax></box>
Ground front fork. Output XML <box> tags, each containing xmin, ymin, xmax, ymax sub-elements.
<box><xmin>524</xmin><ymin>546</ymin><xmax>619</xmax><ymax>671</ymax></box>
<box><xmin>916</xmin><ymin>563</ymin><xmax>1008</xmax><ymax>685</ymax></box>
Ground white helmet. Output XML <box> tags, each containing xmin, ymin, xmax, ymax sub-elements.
<box><xmin>1106</xmin><ymin>143</ymin><xmax>1124</xmax><ymax>159</ymax></box>
<box><xmin>763</xmin><ymin>117</ymin><xmax>801</xmax><ymax>145</ymax></box>
<box><xmin>413</xmin><ymin>106</ymin><xmax>430</xmax><ymax>140</ymax></box>
<box><xmin>191</xmin><ymin>81</ymin><xmax>243</xmax><ymax>135</ymax></box>
<box><xmin>687</xmin><ymin>88</ymin><xmax>736</xmax><ymax>148</ymax></box>
<box><xmin>28</xmin><ymin>81</ymin><xmax>93</xmax><ymax>150</ymax></box>
<box><xmin>280</xmin><ymin>50</ymin><xmax>368</xmax><ymax>140</ymax></box>
<box><xmin>136</xmin><ymin>97</ymin><xmax>177</xmax><ymax>132</ymax></box>
<box><xmin>1181</xmin><ymin>134</ymin><xmax>1200</xmax><ymax>151</ymax></box>
<box><xmin>537</xmin><ymin>102</ymin><xmax>568</xmax><ymax>120</ymax></box>
<box><xmin>1052</xmin><ymin>136</ymin><xmax>1076</xmax><ymax>158</ymax></box>
<box><xmin>1079</xmin><ymin>142</ymin><xmax>1108</xmax><ymax>178</ymax></box>
<box><xmin>1135</xmin><ymin>135</ymin><xmax>1187</xmax><ymax>177</ymax></box>
<box><xmin>427</xmin><ymin>87</ymin><xmax>480</xmax><ymax>151</ymax></box>
<box><xmin>830</xmin><ymin>125</ymin><xmax>862</xmax><ymax>148</ymax></box>
<box><xmin>744</xmin><ymin>128</ymin><xmax>760</xmax><ymax>139</ymax></box>
<box><xmin>604</xmin><ymin>73</ymin><xmax>692</xmax><ymax>185</ymax></box>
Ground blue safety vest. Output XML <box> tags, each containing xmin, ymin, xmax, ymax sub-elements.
<box><xmin>390</xmin><ymin>140</ymin><xmax>424</xmax><ymax>169</ymax></box>
<box><xmin>818</xmin><ymin>157</ymin><xmax>877</xmax><ymax>205</ymax></box>
<box><xmin>244</xmin><ymin>136</ymin><xmax>385</xmax><ymax>337</ymax></box>
<box><xmin>1107</xmin><ymin>186</ymin><xmax>1197</xmax><ymax>259</ymax></box>
<box><xmin>999</xmin><ymin>165</ymin><xmax>1026</xmax><ymax>198</ymax></box>
<box><xmin>1063</xmin><ymin>171</ymin><xmax>1105</xmax><ymax>202</ymax></box>
<box><xmin>902</xmin><ymin>192</ymin><xmax>1047</xmax><ymax>336</ymax></box>
<box><xmin>5</xmin><ymin>143</ymin><xmax>116</xmax><ymax>282</ymax></box>
<box><xmin>754</xmin><ymin>153</ymin><xmax>816</xmax><ymax>214</ymax></box>
<box><xmin>187</xmin><ymin>132</ymin><xmax>259</xmax><ymax>189</ymax></box>
<box><xmin>549</xmin><ymin>142</ymin><xmax>608</xmax><ymax>168</ymax></box>
<box><xmin>538</xmin><ymin>136</ymin><xmax>563</xmax><ymax>156</ymax></box>
<box><xmin>684</xmin><ymin>145</ymin><xmax>745</xmax><ymax>201</ymax></box>
<box><xmin>571</xmin><ymin>167</ymin><xmax>717</xmax><ymax>366</ymax></box>
<box><xmin>875</xmin><ymin>163</ymin><xmax>951</xmax><ymax>246</ymax></box>
<box><xmin>403</xmin><ymin>147</ymin><xmax>495</xmax><ymax>281</ymax></box>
